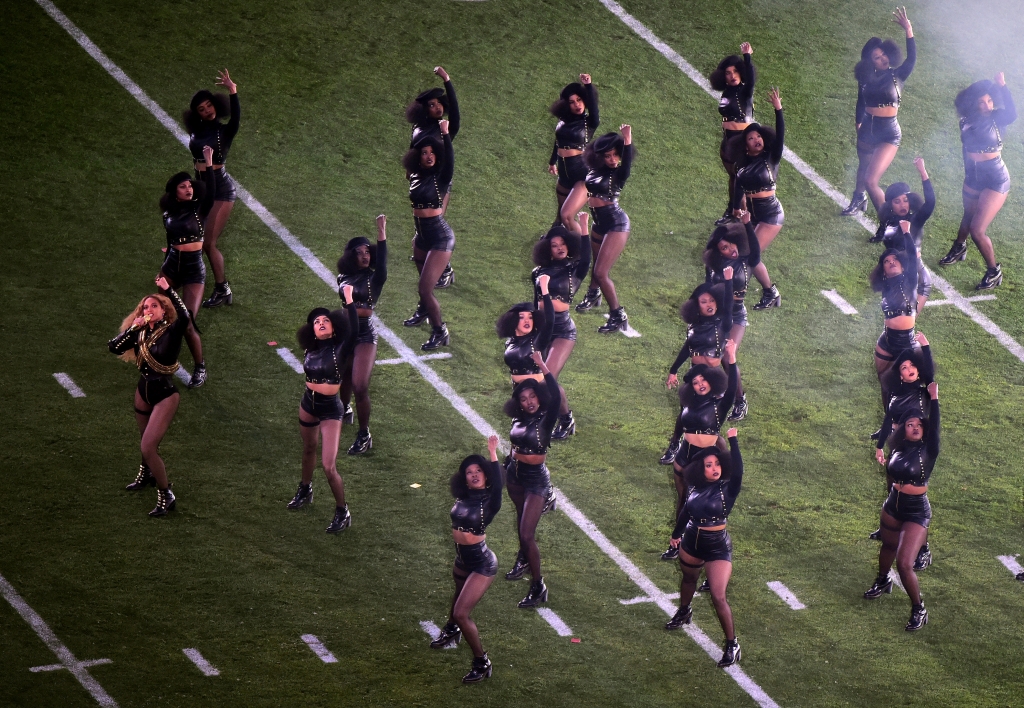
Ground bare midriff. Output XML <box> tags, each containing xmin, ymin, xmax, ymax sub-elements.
<box><xmin>453</xmin><ymin>529</ymin><xmax>485</xmax><ymax>545</ymax></box>
<box><xmin>865</xmin><ymin>106</ymin><xmax>898</xmax><ymax>118</ymax></box>
<box><xmin>173</xmin><ymin>242</ymin><xmax>204</xmax><ymax>252</ymax></box>
<box><xmin>512</xmin><ymin>450</ymin><xmax>545</xmax><ymax>466</ymax></box>
<box><xmin>306</xmin><ymin>382</ymin><xmax>340</xmax><ymax>396</ymax></box>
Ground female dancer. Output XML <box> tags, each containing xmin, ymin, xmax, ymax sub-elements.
<box><xmin>108</xmin><ymin>276</ymin><xmax>190</xmax><ymax>516</ymax></box>
<box><xmin>531</xmin><ymin>215</ymin><xmax>592</xmax><ymax>439</ymax></box>
<box><xmin>841</xmin><ymin>8</ymin><xmax>916</xmax><ymax>215</ymax></box>
<box><xmin>160</xmin><ymin>145</ymin><xmax>216</xmax><ymax>387</ymax></box>
<box><xmin>731</xmin><ymin>88</ymin><xmax>783</xmax><ymax>310</ymax></box>
<box><xmin>659</xmin><ymin>275</ymin><xmax>734</xmax><ymax>464</ymax></box>
<box><xmin>336</xmin><ymin>214</ymin><xmax>388</xmax><ymax>455</ymax></box>
<box><xmin>502</xmin><ymin>352</ymin><xmax>561</xmax><ymax>607</ymax></box>
<box><xmin>429</xmin><ymin>435</ymin><xmax>502</xmax><ymax>684</ymax></box>
<box><xmin>709</xmin><ymin>43</ymin><xmax>756</xmax><ymax>224</ymax></box>
<box><xmin>285</xmin><ymin>286</ymin><xmax>358</xmax><ymax>534</ymax></box>
<box><xmin>405</xmin><ymin>67</ymin><xmax>459</xmax><ymax>299</ymax></box>
<box><xmin>548</xmin><ymin>74</ymin><xmax>599</xmax><ymax>226</ymax></box>
<box><xmin>566</xmin><ymin>127</ymin><xmax>634</xmax><ymax>333</ymax></box>
<box><xmin>665</xmin><ymin>428</ymin><xmax>744</xmax><ymax>668</ymax></box>
<box><xmin>938</xmin><ymin>73</ymin><xmax>1017</xmax><ymax>290</ymax></box>
<box><xmin>660</xmin><ymin>341</ymin><xmax>738</xmax><ymax>561</ymax></box>
<box><xmin>864</xmin><ymin>382</ymin><xmax>939</xmax><ymax>632</ymax></box>
<box><xmin>871</xmin><ymin>221</ymin><xmax>920</xmax><ymax>407</ymax></box>
<box><xmin>497</xmin><ymin>276</ymin><xmax>553</xmax><ymax>386</ymax></box>
<box><xmin>402</xmin><ymin>120</ymin><xmax>455</xmax><ymax>350</ymax></box>
<box><xmin>871</xmin><ymin>158</ymin><xmax>935</xmax><ymax>311</ymax></box>
<box><xmin>184</xmin><ymin>69</ymin><xmax>241</xmax><ymax>309</ymax></box>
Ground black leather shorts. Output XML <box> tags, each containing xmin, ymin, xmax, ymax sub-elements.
<box><xmin>964</xmin><ymin>156</ymin><xmax>1011</xmax><ymax>194</ymax></box>
<box><xmin>136</xmin><ymin>376</ymin><xmax>178</xmax><ymax>406</ymax></box>
<box><xmin>454</xmin><ymin>541</ymin><xmax>499</xmax><ymax>577</ymax></box>
<box><xmin>162</xmin><ymin>247</ymin><xmax>206</xmax><ymax>286</ymax></box>
<box><xmin>505</xmin><ymin>458</ymin><xmax>551</xmax><ymax>498</ymax></box>
<box><xmin>557</xmin><ymin>154</ymin><xmax>588</xmax><ymax>190</ymax></box>
<box><xmin>858</xmin><ymin>114</ymin><xmax>902</xmax><ymax>148</ymax></box>
<box><xmin>196</xmin><ymin>168</ymin><xmax>237</xmax><ymax>202</ymax></box>
<box><xmin>413</xmin><ymin>215</ymin><xmax>455</xmax><ymax>253</ymax></box>
<box><xmin>550</xmin><ymin>309</ymin><xmax>577</xmax><ymax>342</ymax></box>
<box><xmin>731</xmin><ymin>301</ymin><xmax>748</xmax><ymax>328</ymax></box>
<box><xmin>355</xmin><ymin>316</ymin><xmax>378</xmax><ymax>345</ymax></box>
<box><xmin>883</xmin><ymin>488</ymin><xmax>931</xmax><ymax>528</ymax></box>
<box><xmin>591</xmin><ymin>204</ymin><xmax>630</xmax><ymax>235</ymax></box>
<box><xmin>300</xmin><ymin>389</ymin><xmax>343</xmax><ymax>421</ymax></box>
<box><xmin>749</xmin><ymin>195</ymin><xmax>784</xmax><ymax>226</ymax></box>
<box><xmin>681</xmin><ymin>524</ymin><xmax>733</xmax><ymax>562</ymax></box>
<box><xmin>877</xmin><ymin>327</ymin><xmax>918</xmax><ymax>358</ymax></box>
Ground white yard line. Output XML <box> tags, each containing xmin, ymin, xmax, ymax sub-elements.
<box><xmin>889</xmin><ymin>570</ymin><xmax>906</xmax><ymax>594</ymax></box>
<box><xmin>275</xmin><ymin>347</ymin><xmax>304</xmax><ymax>374</ymax></box>
<box><xmin>53</xmin><ymin>373</ymin><xmax>86</xmax><ymax>398</ymax></box>
<box><xmin>182</xmin><ymin>648</ymin><xmax>220</xmax><ymax>676</ymax></box>
<box><xmin>596</xmin><ymin>0</ymin><xmax>1024</xmax><ymax>367</ymax></box>
<box><xmin>766</xmin><ymin>581</ymin><xmax>806</xmax><ymax>610</ymax></box>
<box><xmin>997</xmin><ymin>555</ymin><xmax>1024</xmax><ymax>576</ymax></box>
<box><xmin>925</xmin><ymin>294</ymin><xmax>997</xmax><ymax>307</ymax></box>
<box><xmin>300</xmin><ymin>634</ymin><xmax>338</xmax><ymax>663</ymax></box>
<box><xmin>376</xmin><ymin>352</ymin><xmax>453</xmax><ymax>365</ymax></box>
<box><xmin>820</xmin><ymin>290</ymin><xmax>858</xmax><ymax>316</ymax></box>
<box><xmin>174</xmin><ymin>368</ymin><xmax>192</xmax><ymax>386</ymax></box>
<box><xmin>620</xmin><ymin>592</ymin><xmax>680</xmax><ymax>605</ymax></box>
<box><xmin>535</xmin><ymin>607</ymin><xmax>574</xmax><ymax>637</ymax></box>
<box><xmin>30</xmin><ymin>658</ymin><xmax>112</xmax><ymax>673</ymax></box>
<box><xmin>0</xmin><ymin>572</ymin><xmax>117</xmax><ymax>707</ymax></box>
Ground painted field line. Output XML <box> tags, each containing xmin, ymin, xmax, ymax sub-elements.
<box><xmin>376</xmin><ymin>352</ymin><xmax>453</xmax><ymax>365</ymax></box>
<box><xmin>31</xmin><ymin>658</ymin><xmax>112</xmax><ymax>673</ymax></box>
<box><xmin>536</xmin><ymin>607</ymin><xmax>574</xmax><ymax>637</ymax></box>
<box><xmin>997</xmin><ymin>555</ymin><xmax>1024</xmax><ymax>576</ymax></box>
<box><xmin>275</xmin><ymin>347</ymin><xmax>304</xmax><ymax>374</ymax></box>
<box><xmin>820</xmin><ymin>290</ymin><xmax>858</xmax><ymax>316</ymax></box>
<box><xmin>40</xmin><ymin>6</ymin><xmax>770</xmax><ymax>702</ymax></box>
<box><xmin>53</xmin><ymin>373</ymin><xmax>86</xmax><ymax>398</ymax></box>
<box><xmin>766</xmin><ymin>581</ymin><xmax>806</xmax><ymax>610</ymax></box>
<box><xmin>300</xmin><ymin>634</ymin><xmax>338</xmax><ymax>663</ymax></box>
<box><xmin>889</xmin><ymin>570</ymin><xmax>906</xmax><ymax>594</ymax></box>
<box><xmin>182</xmin><ymin>648</ymin><xmax>220</xmax><ymax>676</ymax></box>
<box><xmin>925</xmin><ymin>294</ymin><xmax>997</xmax><ymax>307</ymax></box>
<box><xmin>418</xmin><ymin>619</ymin><xmax>457</xmax><ymax>649</ymax></box>
<box><xmin>620</xmin><ymin>592</ymin><xmax>681</xmax><ymax>605</ymax></box>
<box><xmin>174</xmin><ymin>368</ymin><xmax>192</xmax><ymax>386</ymax></box>
<box><xmin>597</xmin><ymin>0</ymin><xmax>1024</xmax><ymax>367</ymax></box>
<box><xmin>0</xmin><ymin>572</ymin><xmax>118</xmax><ymax>707</ymax></box>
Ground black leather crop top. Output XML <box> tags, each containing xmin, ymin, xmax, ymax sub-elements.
<box><xmin>509</xmin><ymin>373</ymin><xmax>561</xmax><ymax>456</ymax></box>
<box><xmin>672</xmin><ymin>436</ymin><xmax>743</xmax><ymax>537</ymax></box>
<box><xmin>549</xmin><ymin>83</ymin><xmax>600</xmax><ymax>164</ymax></box>
<box><xmin>504</xmin><ymin>295</ymin><xmax>554</xmax><ymax>376</ymax></box>
<box><xmin>669</xmin><ymin>283</ymin><xmax>734</xmax><ymax>373</ymax></box>
<box><xmin>532</xmin><ymin>249</ymin><xmax>591</xmax><ymax>305</ymax></box>
<box><xmin>876</xmin><ymin>346</ymin><xmax>933</xmax><ymax>449</ymax></box>
<box><xmin>718</xmin><ymin>54</ymin><xmax>755</xmax><ymax>123</ymax></box>
<box><xmin>188</xmin><ymin>93</ymin><xmax>240</xmax><ymax>165</ymax></box>
<box><xmin>878</xmin><ymin>179</ymin><xmax>935</xmax><ymax>250</ymax></box>
<box><xmin>886</xmin><ymin>398</ymin><xmax>940</xmax><ymax>485</ymax></box>
<box><xmin>337</xmin><ymin>241</ymin><xmax>388</xmax><ymax>310</ymax></box>
<box><xmin>411</xmin><ymin>80</ymin><xmax>461</xmax><ymax>147</ymax></box>
<box><xmin>163</xmin><ymin>168</ymin><xmax>215</xmax><ymax>247</ymax></box>
<box><xmin>409</xmin><ymin>133</ymin><xmax>454</xmax><ymax>210</ymax></box>
<box><xmin>585</xmin><ymin>143</ymin><xmax>633</xmax><ymax>201</ymax></box>
<box><xmin>855</xmin><ymin>37</ymin><xmax>915</xmax><ymax>124</ymax></box>
<box><xmin>732</xmin><ymin>109</ymin><xmax>784</xmax><ymax>207</ymax></box>
<box><xmin>303</xmin><ymin>305</ymin><xmax>358</xmax><ymax>385</ymax></box>
<box><xmin>678</xmin><ymin>362</ymin><xmax>738</xmax><ymax>435</ymax></box>
<box><xmin>450</xmin><ymin>459</ymin><xmax>503</xmax><ymax>535</ymax></box>
<box><xmin>108</xmin><ymin>288</ymin><xmax>190</xmax><ymax>380</ymax></box>
<box><xmin>960</xmin><ymin>84</ymin><xmax>1017</xmax><ymax>154</ymax></box>
<box><xmin>880</xmin><ymin>232</ymin><xmax>919</xmax><ymax>319</ymax></box>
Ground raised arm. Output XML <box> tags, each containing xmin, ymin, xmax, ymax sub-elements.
<box><xmin>769</xmin><ymin>88</ymin><xmax>785</xmax><ymax>165</ymax></box>
<box><xmin>745</xmin><ymin>220</ymin><xmax>762</xmax><ymax>266</ymax></box>
<box><xmin>573</xmin><ymin>212</ymin><xmax>592</xmax><ymax>279</ymax></box>
<box><xmin>616</xmin><ymin>125</ymin><xmax>634</xmax><ymax>183</ymax></box>
<box><xmin>370</xmin><ymin>214</ymin><xmax>388</xmax><ymax>292</ymax></box>
<box><xmin>926</xmin><ymin>384</ymin><xmax>940</xmax><ymax>459</ymax></box>
<box><xmin>444</xmin><ymin>81</ymin><xmax>460</xmax><ymax>139</ymax></box>
<box><xmin>913</xmin><ymin>159</ymin><xmax>935</xmax><ymax>228</ymax></box>
<box><xmin>198</xmin><ymin>145</ymin><xmax>217</xmax><ymax>217</ymax></box>
<box><xmin>725</xmin><ymin>431</ymin><xmax>743</xmax><ymax>500</ymax></box>
<box><xmin>581</xmin><ymin>76</ymin><xmax>599</xmax><ymax>132</ymax></box>
<box><xmin>893</xmin><ymin>9</ymin><xmax>916</xmax><ymax>81</ymax></box>
<box><xmin>993</xmin><ymin>75</ymin><xmax>1017</xmax><ymax>127</ymax></box>
<box><xmin>438</xmin><ymin>129</ymin><xmax>455</xmax><ymax>188</ymax></box>
<box><xmin>740</xmin><ymin>46</ymin><xmax>756</xmax><ymax>100</ymax></box>
<box><xmin>485</xmin><ymin>434</ymin><xmax>504</xmax><ymax>508</ymax></box>
<box><xmin>720</xmin><ymin>269</ymin><xmax>735</xmax><ymax>333</ymax></box>
<box><xmin>108</xmin><ymin>321</ymin><xmax>141</xmax><ymax>354</ymax></box>
<box><xmin>535</xmin><ymin>293</ymin><xmax>555</xmax><ymax>352</ymax></box>
<box><xmin>216</xmin><ymin>69</ymin><xmax>240</xmax><ymax>142</ymax></box>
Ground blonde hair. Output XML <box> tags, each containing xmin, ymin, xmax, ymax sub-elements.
<box><xmin>117</xmin><ymin>293</ymin><xmax>177</xmax><ymax>363</ymax></box>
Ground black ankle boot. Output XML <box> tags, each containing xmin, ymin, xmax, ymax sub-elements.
<box><xmin>403</xmin><ymin>303</ymin><xmax>428</xmax><ymax>327</ymax></box>
<box><xmin>840</xmin><ymin>192</ymin><xmax>867</xmax><ymax>216</ymax></box>
<box><xmin>659</xmin><ymin>440</ymin><xmax>681</xmax><ymax>465</ymax></box>
<box><xmin>149</xmin><ymin>487</ymin><xmax>176</xmax><ymax>517</ymax></box>
<box><xmin>938</xmin><ymin>240</ymin><xmax>968</xmax><ymax>265</ymax></box>
<box><xmin>430</xmin><ymin>621</ymin><xmax>461</xmax><ymax>649</ymax></box>
<box><xmin>665</xmin><ymin>604</ymin><xmax>692</xmax><ymax>630</ymax></box>
<box><xmin>286</xmin><ymin>481</ymin><xmax>313</xmax><ymax>509</ymax></box>
<box><xmin>660</xmin><ymin>544</ymin><xmax>679</xmax><ymax>561</ymax></box>
<box><xmin>868</xmin><ymin>528</ymin><xmax>882</xmax><ymax>540</ymax></box>
<box><xmin>341</xmin><ymin>403</ymin><xmax>354</xmax><ymax>425</ymax></box>
<box><xmin>913</xmin><ymin>543</ymin><xmax>932</xmax><ymax>571</ymax></box>
<box><xmin>727</xmin><ymin>394</ymin><xmax>748</xmax><ymax>421</ymax></box>
<box><xmin>976</xmin><ymin>263</ymin><xmax>1003</xmax><ymax>290</ymax></box>
<box><xmin>598</xmin><ymin>307</ymin><xmax>627</xmax><ymax>333</ymax></box>
<box><xmin>462</xmin><ymin>652</ymin><xmax>492</xmax><ymax>683</ymax></box>
<box><xmin>697</xmin><ymin>578</ymin><xmax>711</xmax><ymax>593</ymax></box>
<box><xmin>575</xmin><ymin>287</ymin><xmax>602</xmax><ymax>313</ymax></box>
<box><xmin>753</xmin><ymin>284</ymin><xmax>781</xmax><ymax>310</ymax></box>
<box><xmin>347</xmin><ymin>428</ymin><xmax>372</xmax><ymax>455</ymax></box>
<box><xmin>551</xmin><ymin>411</ymin><xmax>575</xmax><ymax>440</ymax></box>
<box><xmin>864</xmin><ymin>573</ymin><xmax>893</xmax><ymax>599</ymax></box>
<box><xmin>505</xmin><ymin>552</ymin><xmax>529</xmax><ymax>581</ymax></box>
<box><xmin>126</xmin><ymin>463</ymin><xmax>155</xmax><ymax>491</ymax></box>
<box><xmin>434</xmin><ymin>263</ymin><xmax>454</xmax><ymax>289</ymax></box>
<box><xmin>717</xmin><ymin>638</ymin><xmax>741</xmax><ymax>667</ymax></box>
<box><xmin>202</xmin><ymin>281</ymin><xmax>233</xmax><ymax>308</ymax></box>
<box><xmin>541</xmin><ymin>489</ymin><xmax>558</xmax><ymax>515</ymax></box>
<box><xmin>421</xmin><ymin>323</ymin><xmax>450</xmax><ymax>351</ymax></box>
<box><xmin>517</xmin><ymin>578</ymin><xmax>548</xmax><ymax>608</ymax></box>
<box><xmin>326</xmin><ymin>505</ymin><xmax>351</xmax><ymax>534</ymax></box>
<box><xmin>905</xmin><ymin>603</ymin><xmax>928</xmax><ymax>631</ymax></box>
<box><xmin>188</xmin><ymin>362</ymin><xmax>207</xmax><ymax>389</ymax></box>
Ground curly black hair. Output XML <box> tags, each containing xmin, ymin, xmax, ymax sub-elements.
<box><xmin>159</xmin><ymin>171</ymin><xmax>207</xmax><ymax>212</ymax></box>
<box><xmin>584</xmin><ymin>132</ymin><xmax>626</xmax><ymax>171</ymax></box>
<box><xmin>703</xmin><ymin>221</ymin><xmax>751</xmax><ymax>269</ymax></box>
<box><xmin>709</xmin><ymin>54</ymin><xmax>755</xmax><ymax>92</ymax></box>
<box><xmin>402</xmin><ymin>135</ymin><xmax>445</xmax><ymax>176</ymax></box>
<box><xmin>406</xmin><ymin>87</ymin><xmax>449</xmax><ymax>126</ymax></box>
<box><xmin>680</xmin><ymin>282</ymin><xmax>729</xmax><ymax>324</ymax></box>
<box><xmin>296</xmin><ymin>308</ymin><xmax>351</xmax><ymax>351</ymax></box>
<box><xmin>449</xmin><ymin>454</ymin><xmax>491</xmax><ymax>498</ymax></box>
<box><xmin>955</xmin><ymin>80</ymin><xmax>997</xmax><ymax>118</ymax></box>
<box><xmin>503</xmin><ymin>378</ymin><xmax>553</xmax><ymax>418</ymax></box>
<box><xmin>854</xmin><ymin>37</ymin><xmax>903</xmax><ymax>83</ymax></box>
<box><xmin>337</xmin><ymin>237</ymin><xmax>377</xmax><ymax>275</ymax></box>
<box><xmin>532</xmin><ymin>225</ymin><xmax>581</xmax><ymax>266</ymax></box>
<box><xmin>678</xmin><ymin>364</ymin><xmax>729</xmax><ymax>407</ymax></box>
<box><xmin>727</xmin><ymin>123</ymin><xmax>777</xmax><ymax>167</ymax></box>
<box><xmin>182</xmin><ymin>90</ymin><xmax>231</xmax><ymax>134</ymax></box>
<box><xmin>885</xmin><ymin>408</ymin><xmax>931</xmax><ymax>450</ymax></box>
<box><xmin>496</xmin><ymin>304</ymin><xmax>547</xmax><ymax>339</ymax></box>
<box><xmin>682</xmin><ymin>438</ymin><xmax>732</xmax><ymax>489</ymax></box>
<box><xmin>869</xmin><ymin>247</ymin><xmax>912</xmax><ymax>291</ymax></box>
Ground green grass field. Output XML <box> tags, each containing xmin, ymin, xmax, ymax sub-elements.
<box><xmin>3</xmin><ymin>0</ymin><xmax>1024</xmax><ymax>705</ymax></box>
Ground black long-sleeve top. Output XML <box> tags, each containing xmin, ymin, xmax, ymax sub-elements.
<box><xmin>718</xmin><ymin>54</ymin><xmax>755</xmax><ymax>124</ymax></box>
<box><xmin>504</xmin><ymin>295</ymin><xmax>555</xmax><ymax>376</ymax></box>
<box><xmin>960</xmin><ymin>84</ymin><xmax>1017</xmax><ymax>154</ymax></box>
<box><xmin>672</xmin><ymin>436</ymin><xmax>744</xmax><ymax>538</ymax></box>
<box><xmin>732</xmin><ymin>109</ymin><xmax>784</xmax><ymax>208</ymax></box>
<box><xmin>877</xmin><ymin>345</ymin><xmax>934</xmax><ymax>449</ymax></box>
<box><xmin>856</xmin><ymin>37</ymin><xmax>916</xmax><ymax>125</ymax></box>
<box><xmin>411</xmin><ymin>80</ymin><xmax>460</xmax><ymax>146</ymax></box>
<box><xmin>108</xmin><ymin>288</ymin><xmax>190</xmax><ymax>380</ymax></box>
<box><xmin>302</xmin><ymin>305</ymin><xmax>359</xmax><ymax>385</ymax></box>
<box><xmin>549</xmin><ymin>83</ymin><xmax>600</xmax><ymax>165</ymax></box>
<box><xmin>532</xmin><ymin>248</ymin><xmax>592</xmax><ymax>306</ymax></box>
<box><xmin>878</xmin><ymin>179</ymin><xmax>935</xmax><ymax>249</ymax></box>
<box><xmin>670</xmin><ymin>280</ymin><xmax>734</xmax><ymax>374</ymax></box>
<box><xmin>585</xmin><ymin>143</ymin><xmax>634</xmax><ymax>201</ymax></box>
<box><xmin>188</xmin><ymin>93</ymin><xmax>241</xmax><ymax>164</ymax></box>
<box><xmin>880</xmin><ymin>232</ymin><xmax>919</xmax><ymax>318</ymax></box>
<box><xmin>163</xmin><ymin>168</ymin><xmax>216</xmax><ymax>247</ymax></box>
<box><xmin>450</xmin><ymin>459</ymin><xmax>503</xmax><ymax>535</ymax></box>
<box><xmin>678</xmin><ymin>362</ymin><xmax>738</xmax><ymax>436</ymax></box>
<box><xmin>337</xmin><ymin>241</ymin><xmax>388</xmax><ymax>310</ymax></box>
<box><xmin>408</xmin><ymin>133</ymin><xmax>454</xmax><ymax>209</ymax></box>
<box><xmin>886</xmin><ymin>398</ymin><xmax>940</xmax><ymax>485</ymax></box>
<box><xmin>707</xmin><ymin>223</ymin><xmax>761</xmax><ymax>303</ymax></box>
<box><xmin>509</xmin><ymin>373</ymin><xmax>561</xmax><ymax>456</ymax></box>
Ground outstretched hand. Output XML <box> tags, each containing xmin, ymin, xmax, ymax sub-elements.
<box><xmin>893</xmin><ymin>6</ymin><xmax>912</xmax><ymax>35</ymax></box>
<box><xmin>155</xmin><ymin>275</ymin><xmax>170</xmax><ymax>291</ymax></box>
<box><xmin>913</xmin><ymin>156</ymin><xmax>928</xmax><ymax>180</ymax></box>
<box><xmin>580</xmin><ymin>73</ymin><xmax>592</xmax><ymax>85</ymax></box>
<box><xmin>439</xmin><ymin>119</ymin><xmax>449</xmax><ymax>135</ymax></box>
<box><xmin>376</xmin><ymin>214</ymin><xmax>387</xmax><ymax>240</ymax></box>
<box><xmin>620</xmin><ymin>124</ymin><xmax>632</xmax><ymax>144</ymax></box>
<box><xmin>216</xmin><ymin>68</ymin><xmax>237</xmax><ymax>94</ymax></box>
<box><xmin>740</xmin><ymin>42</ymin><xmax>753</xmax><ymax>55</ymax></box>
<box><xmin>537</xmin><ymin>273</ymin><xmax>551</xmax><ymax>295</ymax></box>
<box><xmin>487</xmin><ymin>434</ymin><xmax>499</xmax><ymax>460</ymax></box>
<box><xmin>434</xmin><ymin>66</ymin><xmax>450</xmax><ymax>82</ymax></box>
<box><xmin>723</xmin><ymin>265</ymin><xmax>734</xmax><ymax>281</ymax></box>
<box><xmin>768</xmin><ymin>87</ymin><xmax>782</xmax><ymax>110</ymax></box>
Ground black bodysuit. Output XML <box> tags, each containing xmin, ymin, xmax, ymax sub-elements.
<box><xmin>108</xmin><ymin>288</ymin><xmax>191</xmax><ymax>380</ymax></box>
<box><xmin>411</xmin><ymin>81</ymin><xmax>461</xmax><ymax>146</ymax></box>
<box><xmin>303</xmin><ymin>305</ymin><xmax>359</xmax><ymax>385</ymax></box>
<box><xmin>960</xmin><ymin>85</ymin><xmax>1017</xmax><ymax>153</ymax></box>
<box><xmin>670</xmin><ymin>281</ymin><xmax>735</xmax><ymax>373</ymax></box>
<box><xmin>718</xmin><ymin>54</ymin><xmax>755</xmax><ymax>124</ymax></box>
<box><xmin>532</xmin><ymin>248</ymin><xmax>592</xmax><ymax>306</ymax></box>
<box><xmin>548</xmin><ymin>83</ymin><xmax>600</xmax><ymax>165</ymax></box>
<box><xmin>409</xmin><ymin>133</ymin><xmax>454</xmax><ymax>209</ymax></box>
<box><xmin>337</xmin><ymin>241</ymin><xmax>388</xmax><ymax>310</ymax></box>
<box><xmin>504</xmin><ymin>295</ymin><xmax>555</xmax><ymax>376</ymax></box>
<box><xmin>855</xmin><ymin>37</ymin><xmax>916</xmax><ymax>125</ymax></box>
<box><xmin>585</xmin><ymin>144</ymin><xmax>634</xmax><ymax>201</ymax></box>
<box><xmin>678</xmin><ymin>362</ymin><xmax>739</xmax><ymax>436</ymax></box>
<box><xmin>188</xmin><ymin>94</ymin><xmax>241</xmax><ymax>165</ymax></box>
<box><xmin>164</xmin><ymin>169</ymin><xmax>216</xmax><ymax>247</ymax></box>
<box><xmin>880</xmin><ymin>232</ymin><xmax>919</xmax><ymax>319</ymax></box>
<box><xmin>450</xmin><ymin>460</ymin><xmax>504</xmax><ymax>535</ymax></box>
<box><xmin>732</xmin><ymin>109</ymin><xmax>785</xmax><ymax>209</ymax></box>
<box><xmin>886</xmin><ymin>398</ymin><xmax>940</xmax><ymax>486</ymax></box>
<box><xmin>509</xmin><ymin>373</ymin><xmax>561</xmax><ymax>456</ymax></box>
<box><xmin>672</xmin><ymin>436</ymin><xmax>744</xmax><ymax>538</ymax></box>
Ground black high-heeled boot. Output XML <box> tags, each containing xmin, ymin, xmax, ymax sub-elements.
<box><xmin>517</xmin><ymin>578</ymin><xmax>548</xmax><ymax>608</ymax></box>
<box><xmin>840</xmin><ymin>192</ymin><xmax>867</xmax><ymax>216</ymax></box>
<box><xmin>403</xmin><ymin>303</ymin><xmax>428</xmax><ymax>327</ymax></box>
<box><xmin>753</xmin><ymin>284</ymin><xmax>781</xmax><ymax>310</ymax></box>
<box><xmin>905</xmin><ymin>603</ymin><xmax>928</xmax><ymax>631</ymax></box>
<box><xmin>863</xmin><ymin>573</ymin><xmax>893</xmax><ymax>599</ymax></box>
<box><xmin>434</xmin><ymin>263</ymin><xmax>454</xmax><ymax>289</ymax></box>
<box><xmin>462</xmin><ymin>652</ymin><xmax>492</xmax><ymax>683</ymax></box>
<box><xmin>126</xmin><ymin>462</ymin><xmax>155</xmax><ymax>491</ymax></box>
<box><xmin>505</xmin><ymin>552</ymin><xmax>529</xmax><ymax>580</ymax></box>
<box><xmin>202</xmin><ymin>281</ymin><xmax>233</xmax><ymax>308</ymax></box>
<box><xmin>575</xmin><ymin>287</ymin><xmax>602</xmax><ymax>313</ymax></box>
<box><xmin>326</xmin><ymin>505</ymin><xmax>351</xmax><ymax>534</ymax></box>
<box><xmin>551</xmin><ymin>411</ymin><xmax>575</xmax><ymax>440</ymax></box>
<box><xmin>717</xmin><ymin>638</ymin><xmax>741</xmax><ymax>667</ymax></box>
<box><xmin>149</xmin><ymin>487</ymin><xmax>176</xmax><ymax>517</ymax></box>
<box><xmin>421</xmin><ymin>323</ymin><xmax>450</xmax><ymax>351</ymax></box>
<box><xmin>665</xmin><ymin>604</ymin><xmax>692</xmax><ymax>630</ymax></box>
<box><xmin>429</xmin><ymin>621</ymin><xmax>461</xmax><ymax>649</ymax></box>
<box><xmin>659</xmin><ymin>439</ymin><xmax>681</xmax><ymax>465</ymax></box>
<box><xmin>286</xmin><ymin>481</ymin><xmax>313</xmax><ymax>509</ymax></box>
